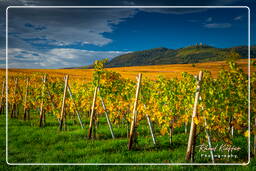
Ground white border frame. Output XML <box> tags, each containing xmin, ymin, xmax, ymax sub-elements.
<box><xmin>5</xmin><ymin>6</ymin><xmax>251</xmax><ymax>166</ymax></box>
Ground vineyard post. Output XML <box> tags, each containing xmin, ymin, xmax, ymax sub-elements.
<box><xmin>0</xmin><ymin>80</ymin><xmax>5</xmax><ymax>114</ymax></box>
<box><xmin>204</xmin><ymin>117</ymin><xmax>214</xmax><ymax>163</ymax></box>
<box><xmin>64</xmin><ymin>111</ymin><xmax>67</xmax><ymax>131</ymax></box>
<box><xmin>67</xmin><ymin>85</ymin><xmax>84</xmax><ymax>129</ymax></box>
<box><xmin>93</xmin><ymin>112</ymin><xmax>97</xmax><ymax>139</ymax></box>
<box><xmin>169</xmin><ymin>119</ymin><xmax>174</xmax><ymax>145</ymax></box>
<box><xmin>144</xmin><ymin>104</ymin><xmax>156</xmax><ymax>145</ymax></box>
<box><xmin>146</xmin><ymin>114</ymin><xmax>156</xmax><ymax>145</ymax></box>
<box><xmin>16</xmin><ymin>79</ymin><xmax>26</xmax><ymax>119</ymax></box>
<box><xmin>14</xmin><ymin>79</ymin><xmax>19</xmax><ymax>118</ymax></box>
<box><xmin>88</xmin><ymin>86</ymin><xmax>98</xmax><ymax>139</ymax></box>
<box><xmin>127</xmin><ymin>121</ymin><xmax>129</xmax><ymax>138</ymax></box>
<box><xmin>11</xmin><ymin>78</ymin><xmax>18</xmax><ymax>118</ymax></box>
<box><xmin>185</xmin><ymin>71</ymin><xmax>203</xmax><ymax>162</ymax></box>
<box><xmin>128</xmin><ymin>73</ymin><xmax>142</xmax><ymax>150</ymax></box>
<box><xmin>231</xmin><ymin>117</ymin><xmax>234</xmax><ymax>137</ymax></box>
<box><xmin>98</xmin><ymin>87</ymin><xmax>115</xmax><ymax>139</ymax></box>
<box><xmin>39</xmin><ymin>75</ymin><xmax>47</xmax><ymax>127</ymax></box>
<box><xmin>59</xmin><ymin>75</ymin><xmax>69</xmax><ymax>131</ymax></box>
<box><xmin>254</xmin><ymin>117</ymin><xmax>256</xmax><ymax>155</ymax></box>
<box><xmin>23</xmin><ymin>77</ymin><xmax>29</xmax><ymax>120</ymax></box>
<box><xmin>185</xmin><ymin>122</ymin><xmax>188</xmax><ymax>134</ymax></box>
<box><xmin>45</xmin><ymin>86</ymin><xmax>60</xmax><ymax>124</ymax></box>
<box><xmin>200</xmin><ymin>96</ymin><xmax>215</xmax><ymax>163</ymax></box>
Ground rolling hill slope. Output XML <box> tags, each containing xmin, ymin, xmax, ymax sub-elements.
<box><xmin>104</xmin><ymin>45</ymin><xmax>255</xmax><ymax>68</ymax></box>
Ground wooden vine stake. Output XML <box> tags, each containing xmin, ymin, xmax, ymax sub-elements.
<box><xmin>128</xmin><ymin>73</ymin><xmax>142</xmax><ymax>150</ymax></box>
<box><xmin>67</xmin><ymin>85</ymin><xmax>84</xmax><ymax>129</ymax></box>
<box><xmin>185</xmin><ymin>122</ymin><xmax>188</xmax><ymax>134</ymax></box>
<box><xmin>59</xmin><ymin>75</ymin><xmax>69</xmax><ymax>131</ymax></box>
<box><xmin>254</xmin><ymin>117</ymin><xmax>256</xmax><ymax>156</ymax></box>
<box><xmin>45</xmin><ymin>84</ymin><xmax>60</xmax><ymax>124</ymax></box>
<box><xmin>204</xmin><ymin>116</ymin><xmax>214</xmax><ymax>163</ymax></box>
<box><xmin>39</xmin><ymin>75</ymin><xmax>47</xmax><ymax>127</ymax></box>
<box><xmin>185</xmin><ymin>71</ymin><xmax>203</xmax><ymax>162</ymax></box>
<box><xmin>146</xmin><ymin>114</ymin><xmax>156</xmax><ymax>145</ymax></box>
<box><xmin>23</xmin><ymin>78</ymin><xmax>29</xmax><ymax>120</ymax></box>
<box><xmin>0</xmin><ymin>80</ymin><xmax>5</xmax><ymax>114</ymax></box>
<box><xmin>144</xmin><ymin>104</ymin><xmax>156</xmax><ymax>145</ymax></box>
<box><xmin>231</xmin><ymin>117</ymin><xmax>234</xmax><ymax>137</ymax></box>
<box><xmin>88</xmin><ymin>86</ymin><xmax>98</xmax><ymax>139</ymax></box>
<box><xmin>199</xmin><ymin>96</ymin><xmax>214</xmax><ymax>163</ymax></box>
<box><xmin>11</xmin><ymin>78</ymin><xmax>18</xmax><ymax>118</ymax></box>
<box><xmin>169</xmin><ymin>119</ymin><xmax>174</xmax><ymax>145</ymax></box>
<box><xmin>98</xmin><ymin>87</ymin><xmax>115</xmax><ymax>139</ymax></box>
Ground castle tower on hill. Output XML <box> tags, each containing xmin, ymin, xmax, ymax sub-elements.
<box><xmin>194</xmin><ymin>42</ymin><xmax>204</xmax><ymax>47</ymax></box>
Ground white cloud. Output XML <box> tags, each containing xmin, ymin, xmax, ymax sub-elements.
<box><xmin>234</xmin><ymin>15</ymin><xmax>242</xmax><ymax>21</ymax></box>
<box><xmin>5</xmin><ymin>48</ymin><xmax>130</xmax><ymax>69</ymax></box>
<box><xmin>8</xmin><ymin>8</ymin><xmax>137</xmax><ymax>47</ymax></box>
<box><xmin>204</xmin><ymin>23</ymin><xmax>231</xmax><ymax>29</ymax></box>
<box><xmin>139</xmin><ymin>8</ymin><xmax>207</xmax><ymax>15</ymax></box>
<box><xmin>206</xmin><ymin>17</ymin><xmax>212</xmax><ymax>22</ymax></box>
<box><xmin>122</xmin><ymin>1</ymin><xmax>135</xmax><ymax>5</ymax></box>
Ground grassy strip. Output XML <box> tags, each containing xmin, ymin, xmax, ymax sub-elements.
<box><xmin>0</xmin><ymin>114</ymin><xmax>255</xmax><ymax>170</ymax></box>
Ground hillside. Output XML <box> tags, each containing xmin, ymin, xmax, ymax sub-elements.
<box><xmin>6</xmin><ymin>59</ymin><xmax>255</xmax><ymax>80</ymax></box>
<box><xmin>225</xmin><ymin>45</ymin><xmax>256</xmax><ymax>58</ymax></box>
<box><xmin>104</xmin><ymin>45</ymin><xmax>255</xmax><ymax>68</ymax></box>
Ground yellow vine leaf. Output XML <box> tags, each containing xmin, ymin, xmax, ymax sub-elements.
<box><xmin>194</xmin><ymin>117</ymin><xmax>200</xmax><ymax>125</ymax></box>
<box><xmin>160</xmin><ymin>127</ymin><xmax>167</xmax><ymax>136</ymax></box>
<box><xmin>244</xmin><ymin>130</ymin><xmax>249</xmax><ymax>137</ymax></box>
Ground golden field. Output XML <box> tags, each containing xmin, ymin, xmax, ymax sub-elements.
<box><xmin>1</xmin><ymin>59</ymin><xmax>255</xmax><ymax>81</ymax></box>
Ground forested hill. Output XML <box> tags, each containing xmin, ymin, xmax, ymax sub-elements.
<box><xmin>104</xmin><ymin>45</ymin><xmax>255</xmax><ymax>68</ymax></box>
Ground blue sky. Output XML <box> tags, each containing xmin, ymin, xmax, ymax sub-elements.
<box><xmin>100</xmin><ymin>8</ymin><xmax>248</xmax><ymax>51</ymax></box>
<box><xmin>0</xmin><ymin>0</ymin><xmax>255</xmax><ymax>69</ymax></box>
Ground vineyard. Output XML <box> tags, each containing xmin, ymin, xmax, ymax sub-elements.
<box><xmin>1</xmin><ymin>60</ymin><xmax>256</xmax><ymax>164</ymax></box>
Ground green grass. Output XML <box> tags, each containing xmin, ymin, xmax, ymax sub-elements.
<box><xmin>1</xmin><ymin>112</ymin><xmax>256</xmax><ymax>170</ymax></box>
